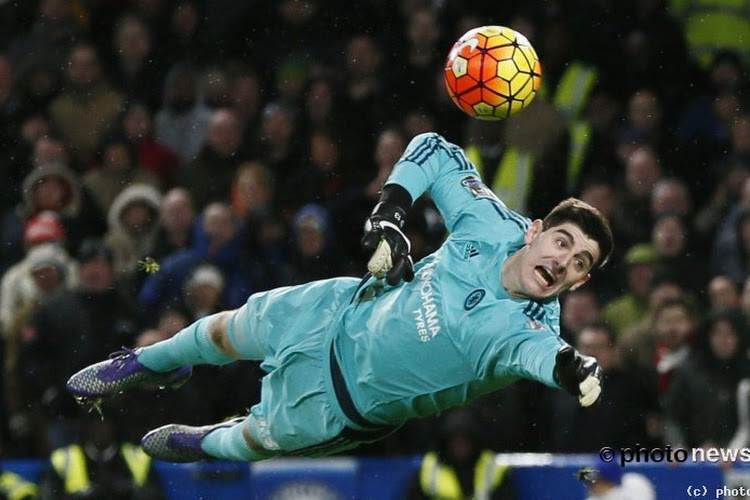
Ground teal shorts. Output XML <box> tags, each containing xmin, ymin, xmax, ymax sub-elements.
<box><xmin>225</xmin><ymin>277</ymin><xmax>394</xmax><ymax>455</ymax></box>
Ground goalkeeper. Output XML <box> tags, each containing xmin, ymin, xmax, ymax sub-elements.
<box><xmin>67</xmin><ymin>132</ymin><xmax>613</xmax><ymax>463</ymax></box>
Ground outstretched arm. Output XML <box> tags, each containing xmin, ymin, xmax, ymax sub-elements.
<box><xmin>363</xmin><ymin>133</ymin><xmax>520</xmax><ymax>282</ymax></box>
<box><xmin>508</xmin><ymin>333</ymin><xmax>602</xmax><ymax>407</ymax></box>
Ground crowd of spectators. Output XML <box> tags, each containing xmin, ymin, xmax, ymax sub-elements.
<box><xmin>1</xmin><ymin>0</ymin><xmax>750</xmax><ymax>474</ymax></box>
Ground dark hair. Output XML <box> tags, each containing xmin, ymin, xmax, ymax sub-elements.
<box><xmin>542</xmin><ymin>198</ymin><xmax>613</xmax><ymax>269</ymax></box>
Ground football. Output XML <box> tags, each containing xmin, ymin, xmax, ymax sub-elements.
<box><xmin>444</xmin><ymin>25</ymin><xmax>542</xmax><ymax>120</ymax></box>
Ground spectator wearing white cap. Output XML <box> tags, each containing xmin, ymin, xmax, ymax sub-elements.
<box><xmin>182</xmin><ymin>263</ymin><xmax>225</xmax><ymax>320</ymax></box>
<box><xmin>0</xmin><ymin>212</ymin><xmax>78</xmax><ymax>337</ymax></box>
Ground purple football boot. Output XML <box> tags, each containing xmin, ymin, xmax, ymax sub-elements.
<box><xmin>141</xmin><ymin>417</ymin><xmax>246</xmax><ymax>462</ymax></box>
<box><xmin>66</xmin><ymin>347</ymin><xmax>192</xmax><ymax>403</ymax></box>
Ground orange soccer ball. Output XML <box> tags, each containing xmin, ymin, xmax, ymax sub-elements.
<box><xmin>444</xmin><ymin>25</ymin><xmax>542</xmax><ymax>120</ymax></box>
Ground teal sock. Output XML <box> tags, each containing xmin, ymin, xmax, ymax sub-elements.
<box><xmin>137</xmin><ymin>315</ymin><xmax>235</xmax><ymax>372</ymax></box>
<box><xmin>201</xmin><ymin>421</ymin><xmax>276</xmax><ymax>461</ymax></box>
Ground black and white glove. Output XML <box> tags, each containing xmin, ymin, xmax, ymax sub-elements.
<box><xmin>362</xmin><ymin>201</ymin><xmax>415</xmax><ymax>286</ymax></box>
<box><xmin>553</xmin><ymin>345</ymin><xmax>603</xmax><ymax>407</ymax></box>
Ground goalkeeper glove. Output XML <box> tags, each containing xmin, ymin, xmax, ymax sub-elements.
<box><xmin>553</xmin><ymin>345</ymin><xmax>603</xmax><ymax>407</ymax></box>
<box><xmin>362</xmin><ymin>201</ymin><xmax>415</xmax><ymax>286</ymax></box>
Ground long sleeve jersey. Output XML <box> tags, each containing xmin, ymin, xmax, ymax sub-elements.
<box><xmin>334</xmin><ymin>132</ymin><xmax>567</xmax><ymax>426</ymax></box>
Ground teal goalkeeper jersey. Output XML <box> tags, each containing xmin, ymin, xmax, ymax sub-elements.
<box><xmin>334</xmin><ymin>132</ymin><xmax>567</xmax><ymax>426</ymax></box>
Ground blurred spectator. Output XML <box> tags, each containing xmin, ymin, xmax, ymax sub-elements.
<box><xmin>177</xmin><ymin>107</ymin><xmax>247</xmax><ymax>210</ymax></box>
<box><xmin>651</xmin><ymin>212</ymin><xmax>705</xmax><ymax>294</ymax></box>
<box><xmin>677</xmin><ymin>51</ymin><xmax>748</xmax><ymax>176</ymax></box>
<box><xmin>578</xmin><ymin>176</ymin><xmax>617</xmax><ymax>222</ymax></box>
<box><xmin>228</xmin><ymin>64</ymin><xmax>263</xmax><ymax>155</ymax></box>
<box><xmin>40</xmin><ymin>417</ymin><xmax>164</xmax><ymax>500</ymax></box>
<box><xmin>707</xmin><ymin>275</ymin><xmax>742</xmax><ymax>312</ymax></box>
<box><xmin>302</xmin><ymin>76</ymin><xmax>347</xmax><ymax>141</ymax></box>
<box><xmin>543</xmin><ymin>322</ymin><xmax>657</xmax><ymax>453</ymax></box>
<box><xmin>121</xmin><ymin>101</ymin><xmax>180</xmax><ymax>188</ymax></box>
<box><xmin>651</xmin><ymin>177</ymin><xmax>693</xmax><ymax>219</ymax></box>
<box><xmin>0</xmin><ymin>213</ymin><xmax>77</xmax><ymax>337</ymax></box>
<box><xmin>13</xmin><ymin>239</ymin><xmax>143</xmax><ymax>454</ymax></box>
<box><xmin>406</xmin><ymin>408</ymin><xmax>518</xmax><ymax>500</ymax></box>
<box><xmin>617</xmin><ymin>0</ymin><xmax>690</xmax><ymax>116</ymax></box>
<box><xmin>151</xmin><ymin>188</ymin><xmax>196</xmax><ymax>262</ymax></box>
<box><xmin>729</xmin><ymin>209</ymin><xmax>750</xmax><ymax>284</ymax></box>
<box><xmin>393</xmin><ymin>7</ymin><xmax>443</xmax><ymax>111</ymax></box>
<box><xmin>652</xmin><ymin>297</ymin><xmax>698</xmax><ymax>395</ymax></box>
<box><xmin>669</xmin><ymin>1</ymin><xmax>750</xmax><ymax>68</ymax></box>
<box><xmin>602</xmin><ymin>243</ymin><xmax>657</xmax><ymax>335</ymax></box>
<box><xmin>622</xmin><ymin>89</ymin><xmax>674</xmax><ymax>163</ymax></box>
<box><xmin>258</xmin><ymin>101</ymin><xmax>303</xmax><ymax>198</ymax></box>
<box><xmin>30</xmin><ymin>136</ymin><xmax>70</xmax><ymax>172</ymax></box>
<box><xmin>619</xmin><ymin>270</ymin><xmax>692</xmax><ymax>370</ymax></box>
<box><xmin>6</xmin><ymin>0</ymin><xmax>83</xmax><ymax>68</ymax></box>
<box><xmin>104</xmin><ymin>184</ymin><xmax>162</xmax><ymax>294</ymax></box>
<box><xmin>1</xmin><ymin>237</ymin><xmax>78</xmax><ymax>457</ymax></box>
<box><xmin>1</xmin><ymin>161</ymin><xmax>106</xmax><ymax>273</ymax></box>
<box><xmin>231</xmin><ymin>162</ymin><xmax>288</xmax><ymax>283</ymax></box>
<box><xmin>565</xmin><ymin>87</ymin><xmax>622</xmax><ymax>197</ymax></box>
<box><xmin>48</xmin><ymin>43</ymin><xmax>125</xmax><ymax>170</ymax></box>
<box><xmin>108</xmin><ymin>14</ymin><xmax>164</xmax><ymax>111</ymax></box>
<box><xmin>155</xmin><ymin>306</ymin><xmax>190</xmax><ymax>340</ymax></box>
<box><xmin>138</xmin><ymin>202</ymin><xmax>264</xmax><ymax>314</ymax></box>
<box><xmin>281</xmin><ymin>129</ymin><xmax>347</xmax><ymax>211</ymax></box>
<box><xmin>610</xmin><ymin>147</ymin><xmax>663</xmax><ymax>251</ymax></box>
<box><xmin>284</xmin><ymin>204</ymin><xmax>354</xmax><ymax>284</ymax></box>
<box><xmin>273</xmin><ymin>55</ymin><xmax>309</xmax><ymax>106</ymax></box>
<box><xmin>181</xmin><ymin>264</ymin><xmax>225</xmax><ymax>320</ymax></box>
<box><xmin>536</xmin><ymin>15</ymin><xmax>598</xmax><ymax>122</ymax></box>
<box><xmin>707</xmin><ymin>168</ymin><xmax>750</xmax><ymax>280</ymax></box>
<box><xmin>14</xmin><ymin>61</ymin><xmax>62</xmax><ymax>120</ymax></box>
<box><xmin>83</xmin><ymin>136</ymin><xmax>160</xmax><ymax>214</ymax></box>
<box><xmin>154</xmin><ymin>63</ymin><xmax>211</xmax><ymax>163</ymax></box>
<box><xmin>341</xmin><ymin>34</ymin><xmax>392</xmax><ymax>165</ymax></box>
<box><xmin>463</xmin><ymin>118</ymin><xmax>566</xmax><ymax>219</ymax></box>
<box><xmin>156</xmin><ymin>0</ymin><xmax>208</xmax><ymax>66</ymax></box>
<box><xmin>560</xmin><ymin>287</ymin><xmax>601</xmax><ymax>344</ymax></box>
<box><xmin>663</xmin><ymin>308</ymin><xmax>750</xmax><ymax>448</ymax></box>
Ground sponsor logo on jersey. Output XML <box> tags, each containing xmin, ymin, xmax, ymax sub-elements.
<box><xmin>413</xmin><ymin>255</ymin><xmax>442</xmax><ymax>342</ymax></box>
<box><xmin>526</xmin><ymin>319</ymin><xmax>548</xmax><ymax>331</ymax></box>
<box><xmin>461</xmin><ymin>175</ymin><xmax>499</xmax><ymax>201</ymax></box>
<box><xmin>463</xmin><ymin>242</ymin><xmax>479</xmax><ymax>259</ymax></box>
<box><xmin>464</xmin><ymin>289</ymin><xmax>485</xmax><ymax>310</ymax></box>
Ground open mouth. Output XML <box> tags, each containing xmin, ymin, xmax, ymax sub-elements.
<box><xmin>535</xmin><ymin>266</ymin><xmax>555</xmax><ymax>287</ymax></box>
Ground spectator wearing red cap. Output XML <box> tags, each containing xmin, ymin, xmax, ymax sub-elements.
<box><xmin>23</xmin><ymin>211</ymin><xmax>66</xmax><ymax>247</ymax></box>
<box><xmin>0</xmin><ymin>212</ymin><xmax>78</xmax><ymax>337</ymax></box>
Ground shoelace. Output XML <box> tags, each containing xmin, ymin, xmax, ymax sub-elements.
<box><xmin>108</xmin><ymin>347</ymin><xmax>137</xmax><ymax>370</ymax></box>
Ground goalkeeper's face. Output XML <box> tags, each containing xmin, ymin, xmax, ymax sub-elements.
<box><xmin>516</xmin><ymin>220</ymin><xmax>600</xmax><ymax>300</ymax></box>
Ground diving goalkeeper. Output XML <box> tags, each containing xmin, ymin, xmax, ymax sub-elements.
<box><xmin>67</xmin><ymin>132</ymin><xmax>613</xmax><ymax>462</ymax></box>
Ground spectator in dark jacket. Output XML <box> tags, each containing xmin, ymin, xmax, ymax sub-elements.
<box><xmin>15</xmin><ymin>240</ymin><xmax>144</xmax><ymax>452</ymax></box>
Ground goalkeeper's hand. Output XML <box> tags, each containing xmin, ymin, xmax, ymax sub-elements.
<box><xmin>361</xmin><ymin>202</ymin><xmax>415</xmax><ymax>286</ymax></box>
<box><xmin>553</xmin><ymin>345</ymin><xmax>602</xmax><ymax>407</ymax></box>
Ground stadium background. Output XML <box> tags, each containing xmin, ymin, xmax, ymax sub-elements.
<box><xmin>2</xmin><ymin>0</ymin><xmax>750</xmax><ymax>497</ymax></box>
